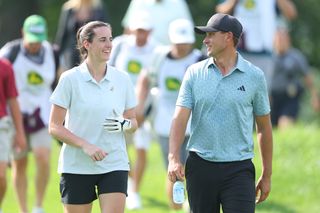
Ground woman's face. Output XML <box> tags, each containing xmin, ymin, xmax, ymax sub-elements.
<box><xmin>87</xmin><ymin>26</ymin><xmax>112</xmax><ymax>62</ymax></box>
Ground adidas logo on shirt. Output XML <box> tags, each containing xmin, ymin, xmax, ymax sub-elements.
<box><xmin>237</xmin><ymin>85</ymin><xmax>245</xmax><ymax>91</ymax></box>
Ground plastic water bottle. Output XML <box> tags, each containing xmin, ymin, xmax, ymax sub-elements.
<box><xmin>173</xmin><ymin>180</ymin><xmax>185</xmax><ymax>204</ymax></box>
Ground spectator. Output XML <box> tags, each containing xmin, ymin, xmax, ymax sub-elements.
<box><xmin>122</xmin><ymin>0</ymin><xmax>193</xmax><ymax>45</ymax></box>
<box><xmin>55</xmin><ymin>0</ymin><xmax>108</xmax><ymax>70</ymax></box>
<box><xmin>0</xmin><ymin>15</ymin><xmax>60</xmax><ymax>213</ymax></box>
<box><xmin>0</xmin><ymin>58</ymin><xmax>27</xmax><ymax>213</ymax></box>
<box><xmin>136</xmin><ymin>18</ymin><xmax>206</xmax><ymax>211</ymax></box>
<box><xmin>49</xmin><ymin>21</ymin><xmax>138</xmax><ymax>213</ymax></box>
<box><xmin>270</xmin><ymin>28</ymin><xmax>319</xmax><ymax>128</ymax></box>
<box><xmin>108</xmin><ymin>12</ymin><xmax>159</xmax><ymax>210</ymax></box>
<box><xmin>216</xmin><ymin>0</ymin><xmax>297</xmax><ymax>90</ymax></box>
<box><xmin>275</xmin><ymin>0</ymin><xmax>297</xmax><ymax>29</ymax></box>
<box><xmin>167</xmin><ymin>13</ymin><xmax>273</xmax><ymax>213</ymax></box>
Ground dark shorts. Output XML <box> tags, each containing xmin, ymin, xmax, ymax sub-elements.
<box><xmin>60</xmin><ymin>171</ymin><xmax>128</xmax><ymax>204</ymax></box>
<box><xmin>185</xmin><ymin>152</ymin><xmax>256</xmax><ymax>213</ymax></box>
<box><xmin>271</xmin><ymin>91</ymin><xmax>301</xmax><ymax>126</ymax></box>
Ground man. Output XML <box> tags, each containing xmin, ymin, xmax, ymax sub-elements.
<box><xmin>0</xmin><ymin>15</ymin><xmax>60</xmax><ymax>213</ymax></box>
<box><xmin>167</xmin><ymin>13</ymin><xmax>273</xmax><ymax>213</ymax></box>
<box><xmin>108</xmin><ymin>13</ymin><xmax>159</xmax><ymax>210</ymax></box>
<box><xmin>136</xmin><ymin>18</ymin><xmax>206</xmax><ymax>212</ymax></box>
<box><xmin>122</xmin><ymin>0</ymin><xmax>193</xmax><ymax>45</ymax></box>
<box><xmin>270</xmin><ymin>28</ymin><xmax>319</xmax><ymax>128</ymax></box>
<box><xmin>0</xmin><ymin>58</ymin><xmax>27</xmax><ymax>213</ymax></box>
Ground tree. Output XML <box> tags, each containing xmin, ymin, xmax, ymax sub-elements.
<box><xmin>1</xmin><ymin>0</ymin><xmax>320</xmax><ymax>69</ymax></box>
<box><xmin>291</xmin><ymin>0</ymin><xmax>320</xmax><ymax>68</ymax></box>
<box><xmin>0</xmin><ymin>0</ymin><xmax>39</xmax><ymax>46</ymax></box>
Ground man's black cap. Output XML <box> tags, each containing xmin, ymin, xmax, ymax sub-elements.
<box><xmin>195</xmin><ymin>13</ymin><xmax>243</xmax><ymax>39</ymax></box>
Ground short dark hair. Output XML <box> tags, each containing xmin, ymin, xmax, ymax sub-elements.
<box><xmin>76</xmin><ymin>21</ymin><xmax>111</xmax><ymax>61</ymax></box>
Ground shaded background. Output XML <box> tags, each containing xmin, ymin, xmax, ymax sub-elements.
<box><xmin>1</xmin><ymin>0</ymin><xmax>319</xmax><ymax>68</ymax></box>
<box><xmin>1</xmin><ymin>1</ymin><xmax>320</xmax><ymax>212</ymax></box>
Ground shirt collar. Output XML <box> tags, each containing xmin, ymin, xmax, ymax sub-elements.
<box><xmin>79</xmin><ymin>62</ymin><xmax>111</xmax><ymax>83</ymax></box>
<box><xmin>207</xmin><ymin>52</ymin><xmax>247</xmax><ymax>73</ymax></box>
<box><xmin>234</xmin><ymin>53</ymin><xmax>247</xmax><ymax>73</ymax></box>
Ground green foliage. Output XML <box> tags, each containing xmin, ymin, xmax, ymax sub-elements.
<box><xmin>39</xmin><ymin>0</ymin><xmax>64</xmax><ymax>42</ymax></box>
<box><xmin>291</xmin><ymin>0</ymin><xmax>320</xmax><ymax>68</ymax></box>
<box><xmin>2</xmin><ymin>0</ymin><xmax>320</xmax><ymax>68</ymax></box>
<box><xmin>0</xmin><ymin>0</ymin><xmax>39</xmax><ymax>46</ymax></box>
<box><xmin>254</xmin><ymin>125</ymin><xmax>320</xmax><ymax>213</ymax></box>
<box><xmin>187</xmin><ymin>0</ymin><xmax>218</xmax><ymax>48</ymax></box>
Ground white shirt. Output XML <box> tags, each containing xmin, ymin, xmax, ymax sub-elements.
<box><xmin>234</xmin><ymin>0</ymin><xmax>276</xmax><ymax>52</ymax></box>
<box><xmin>122</xmin><ymin>0</ymin><xmax>193</xmax><ymax>45</ymax></box>
<box><xmin>152</xmin><ymin>49</ymin><xmax>202</xmax><ymax>136</ymax></box>
<box><xmin>109</xmin><ymin>34</ymin><xmax>159</xmax><ymax>85</ymax></box>
<box><xmin>50</xmin><ymin>63</ymin><xmax>137</xmax><ymax>174</ymax></box>
<box><xmin>12</xmin><ymin>41</ymin><xmax>55</xmax><ymax>125</ymax></box>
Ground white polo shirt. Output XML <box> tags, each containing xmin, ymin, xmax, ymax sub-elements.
<box><xmin>50</xmin><ymin>62</ymin><xmax>137</xmax><ymax>174</ymax></box>
<box><xmin>122</xmin><ymin>0</ymin><xmax>193</xmax><ymax>45</ymax></box>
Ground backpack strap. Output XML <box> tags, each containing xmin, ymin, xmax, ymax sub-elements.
<box><xmin>6</xmin><ymin>39</ymin><xmax>21</xmax><ymax>63</ymax></box>
<box><xmin>197</xmin><ymin>54</ymin><xmax>208</xmax><ymax>62</ymax></box>
<box><xmin>51</xmin><ymin>44</ymin><xmax>61</xmax><ymax>90</ymax></box>
<box><xmin>5</xmin><ymin>39</ymin><xmax>59</xmax><ymax>70</ymax></box>
<box><xmin>147</xmin><ymin>46</ymin><xmax>171</xmax><ymax>88</ymax></box>
<box><xmin>108</xmin><ymin>35</ymin><xmax>128</xmax><ymax>66</ymax></box>
<box><xmin>5</xmin><ymin>39</ymin><xmax>60</xmax><ymax>90</ymax></box>
<box><xmin>52</xmin><ymin>44</ymin><xmax>60</xmax><ymax>72</ymax></box>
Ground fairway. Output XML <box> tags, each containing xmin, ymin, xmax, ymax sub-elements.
<box><xmin>2</xmin><ymin>124</ymin><xmax>320</xmax><ymax>212</ymax></box>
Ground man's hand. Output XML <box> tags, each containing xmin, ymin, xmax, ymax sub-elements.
<box><xmin>103</xmin><ymin>117</ymin><xmax>132</xmax><ymax>133</ymax></box>
<box><xmin>167</xmin><ymin>154</ymin><xmax>185</xmax><ymax>182</ymax></box>
<box><xmin>12</xmin><ymin>130</ymin><xmax>27</xmax><ymax>153</ymax></box>
<box><xmin>255</xmin><ymin>176</ymin><xmax>271</xmax><ymax>204</ymax></box>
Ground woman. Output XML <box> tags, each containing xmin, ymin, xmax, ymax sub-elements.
<box><xmin>49</xmin><ymin>21</ymin><xmax>138</xmax><ymax>213</ymax></box>
<box><xmin>55</xmin><ymin>0</ymin><xmax>108</xmax><ymax>70</ymax></box>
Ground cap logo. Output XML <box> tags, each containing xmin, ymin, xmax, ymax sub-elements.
<box><xmin>169</xmin><ymin>19</ymin><xmax>195</xmax><ymax>44</ymax></box>
<box><xmin>178</xmin><ymin>29</ymin><xmax>188</xmax><ymax>35</ymax></box>
<box><xmin>28</xmin><ymin>25</ymin><xmax>45</xmax><ymax>34</ymax></box>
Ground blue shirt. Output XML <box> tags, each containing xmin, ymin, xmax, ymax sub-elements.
<box><xmin>177</xmin><ymin>53</ymin><xmax>270</xmax><ymax>162</ymax></box>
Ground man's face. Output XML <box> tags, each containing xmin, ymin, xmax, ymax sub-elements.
<box><xmin>134</xmin><ymin>29</ymin><xmax>151</xmax><ymax>47</ymax></box>
<box><xmin>24</xmin><ymin>42</ymin><xmax>42</xmax><ymax>55</ymax></box>
<box><xmin>273</xmin><ymin>30</ymin><xmax>290</xmax><ymax>55</ymax></box>
<box><xmin>203</xmin><ymin>31</ymin><xmax>228</xmax><ymax>57</ymax></box>
<box><xmin>173</xmin><ymin>43</ymin><xmax>193</xmax><ymax>57</ymax></box>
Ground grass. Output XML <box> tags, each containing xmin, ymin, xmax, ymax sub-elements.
<box><xmin>255</xmin><ymin>124</ymin><xmax>320</xmax><ymax>213</ymax></box>
<box><xmin>2</xmin><ymin>124</ymin><xmax>320</xmax><ymax>213</ymax></box>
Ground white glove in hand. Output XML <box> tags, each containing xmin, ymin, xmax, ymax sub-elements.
<box><xmin>103</xmin><ymin>117</ymin><xmax>132</xmax><ymax>133</ymax></box>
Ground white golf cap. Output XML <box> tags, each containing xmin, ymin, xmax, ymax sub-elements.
<box><xmin>169</xmin><ymin>19</ymin><xmax>195</xmax><ymax>44</ymax></box>
<box><xmin>129</xmin><ymin>12</ymin><xmax>152</xmax><ymax>31</ymax></box>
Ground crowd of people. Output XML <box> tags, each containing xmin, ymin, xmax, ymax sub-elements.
<box><xmin>0</xmin><ymin>14</ymin><xmax>60</xmax><ymax>213</ymax></box>
<box><xmin>0</xmin><ymin>0</ymin><xmax>318</xmax><ymax>213</ymax></box>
